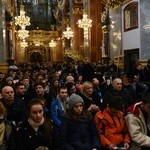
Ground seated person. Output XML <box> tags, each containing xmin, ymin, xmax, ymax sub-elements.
<box><xmin>15</xmin><ymin>99</ymin><xmax>53</xmax><ymax>150</ymax></box>
<box><xmin>51</xmin><ymin>86</ymin><xmax>68</xmax><ymax>128</ymax></box>
<box><xmin>0</xmin><ymin>101</ymin><xmax>16</xmax><ymax>150</ymax></box>
<box><xmin>60</xmin><ymin>93</ymin><xmax>101</xmax><ymax>150</ymax></box>
<box><xmin>94</xmin><ymin>96</ymin><xmax>130</xmax><ymax>150</ymax></box>
<box><xmin>125</xmin><ymin>93</ymin><xmax>150</xmax><ymax>150</ymax></box>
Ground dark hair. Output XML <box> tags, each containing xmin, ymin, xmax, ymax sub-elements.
<box><xmin>28</xmin><ymin>98</ymin><xmax>44</xmax><ymax>112</ymax></box>
<box><xmin>142</xmin><ymin>93</ymin><xmax>150</xmax><ymax>104</ymax></box>
<box><xmin>66</xmin><ymin>82</ymin><xmax>75</xmax><ymax>91</ymax></box>
<box><xmin>67</xmin><ymin>108</ymin><xmax>93</xmax><ymax>122</ymax></box>
<box><xmin>58</xmin><ymin>85</ymin><xmax>67</xmax><ymax>93</ymax></box>
<box><xmin>14</xmin><ymin>82</ymin><xmax>25</xmax><ymax>89</ymax></box>
<box><xmin>108</xmin><ymin>96</ymin><xmax>122</xmax><ymax>110</ymax></box>
<box><xmin>34</xmin><ymin>82</ymin><xmax>45</xmax><ymax>88</ymax></box>
<box><xmin>27</xmin><ymin>98</ymin><xmax>53</xmax><ymax>139</ymax></box>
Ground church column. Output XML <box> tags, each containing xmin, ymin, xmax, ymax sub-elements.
<box><xmin>0</xmin><ymin>0</ymin><xmax>8</xmax><ymax>72</ymax></box>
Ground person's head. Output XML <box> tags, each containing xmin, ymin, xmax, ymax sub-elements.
<box><xmin>0</xmin><ymin>101</ymin><xmax>7</xmax><ymax>123</ymax></box>
<box><xmin>1</xmin><ymin>86</ymin><xmax>14</xmax><ymax>102</ymax></box>
<box><xmin>58</xmin><ymin>86</ymin><xmax>68</xmax><ymax>101</ymax></box>
<box><xmin>28</xmin><ymin>99</ymin><xmax>44</xmax><ymax>123</ymax></box>
<box><xmin>112</xmin><ymin>78</ymin><xmax>122</xmax><ymax>91</ymax></box>
<box><xmin>52</xmin><ymin>78</ymin><xmax>59</xmax><ymax>87</ymax></box>
<box><xmin>14</xmin><ymin>82</ymin><xmax>26</xmax><ymax>96</ymax></box>
<box><xmin>66</xmin><ymin>82</ymin><xmax>76</xmax><ymax>96</ymax></box>
<box><xmin>82</xmin><ymin>81</ymin><xmax>93</xmax><ymax>97</ymax></box>
<box><xmin>141</xmin><ymin>94</ymin><xmax>150</xmax><ymax>114</ymax></box>
<box><xmin>68</xmin><ymin>93</ymin><xmax>84</xmax><ymax>115</ymax></box>
<box><xmin>35</xmin><ymin>82</ymin><xmax>45</xmax><ymax>96</ymax></box>
<box><xmin>92</xmin><ymin>78</ymin><xmax>99</xmax><ymax>87</ymax></box>
<box><xmin>108</xmin><ymin>96</ymin><xmax>122</xmax><ymax>116</ymax></box>
<box><xmin>65</xmin><ymin>75</ymin><xmax>75</xmax><ymax>84</ymax></box>
<box><xmin>22</xmin><ymin>77</ymin><xmax>30</xmax><ymax>87</ymax></box>
<box><xmin>5</xmin><ymin>77</ymin><xmax>13</xmax><ymax>86</ymax></box>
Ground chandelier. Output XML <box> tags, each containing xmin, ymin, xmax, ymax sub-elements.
<box><xmin>20</xmin><ymin>40</ymin><xmax>28</xmax><ymax>48</ymax></box>
<box><xmin>63</xmin><ymin>26</ymin><xmax>74</xmax><ymax>39</ymax></box>
<box><xmin>17</xmin><ymin>28</ymin><xmax>29</xmax><ymax>40</ymax></box>
<box><xmin>78</xmin><ymin>13</ymin><xmax>92</xmax><ymax>30</ymax></box>
<box><xmin>15</xmin><ymin>4</ymin><xmax>30</xmax><ymax>28</ymax></box>
<box><xmin>49</xmin><ymin>40</ymin><xmax>57</xmax><ymax>48</ymax></box>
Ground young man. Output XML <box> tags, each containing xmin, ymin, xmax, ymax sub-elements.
<box><xmin>51</xmin><ymin>86</ymin><xmax>68</xmax><ymax>128</ymax></box>
<box><xmin>125</xmin><ymin>93</ymin><xmax>150</xmax><ymax>150</ymax></box>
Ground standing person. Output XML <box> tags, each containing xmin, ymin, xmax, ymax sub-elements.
<box><xmin>125</xmin><ymin>93</ymin><xmax>150</xmax><ymax>150</ymax></box>
<box><xmin>0</xmin><ymin>101</ymin><xmax>16</xmax><ymax>150</ymax></box>
<box><xmin>60</xmin><ymin>93</ymin><xmax>101</xmax><ymax>150</ymax></box>
<box><xmin>94</xmin><ymin>96</ymin><xmax>130</xmax><ymax>150</ymax></box>
<box><xmin>15</xmin><ymin>99</ymin><xmax>53</xmax><ymax>150</ymax></box>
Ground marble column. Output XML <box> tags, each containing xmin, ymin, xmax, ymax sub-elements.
<box><xmin>0</xmin><ymin>1</ymin><xmax>7</xmax><ymax>63</ymax></box>
<box><xmin>0</xmin><ymin>1</ymin><xmax>8</xmax><ymax>72</ymax></box>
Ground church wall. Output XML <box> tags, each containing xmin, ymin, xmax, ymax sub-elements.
<box><xmin>140</xmin><ymin>0</ymin><xmax>150</xmax><ymax>60</ymax></box>
<box><xmin>122</xmin><ymin>0</ymin><xmax>141</xmax><ymax>57</ymax></box>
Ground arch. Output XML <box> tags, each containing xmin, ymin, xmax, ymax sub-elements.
<box><xmin>30</xmin><ymin>52</ymin><xmax>43</xmax><ymax>62</ymax></box>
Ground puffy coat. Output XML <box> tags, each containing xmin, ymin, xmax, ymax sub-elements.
<box><xmin>125</xmin><ymin>102</ymin><xmax>150</xmax><ymax>150</ymax></box>
<box><xmin>94</xmin><ymin>108</ymin><xmax>130</xmax><ymax>148</ymax></box>
<box><xmin>60</xmin><ymin>113</ymin><xmax>101</xmax><ymax>150</ymax></box>
<box><xmin>15</xmin><ymin>120</ymin><xmax>53</xmax><ymax>150</ymax></box>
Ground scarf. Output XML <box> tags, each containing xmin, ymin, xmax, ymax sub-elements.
<box><xmin>28</xmin><ymin>117</ymin><xmax>44</xmax><ymax>132</ymax></box>
<box><xmin>0</xmin><ymin>123</ymin><xmax>5</xmax><ymax>145</ymax></box>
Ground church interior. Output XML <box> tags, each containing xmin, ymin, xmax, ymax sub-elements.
<box><xmin>0</xmin><ymin>0</ymin><xmax>150</xmax><ymax>73</ymax></box>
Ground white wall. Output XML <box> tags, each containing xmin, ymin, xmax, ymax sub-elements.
<box><xmin>122</xmin><ymin>0</ymin><xmax>141</xmax><ymax>55</ymax></box>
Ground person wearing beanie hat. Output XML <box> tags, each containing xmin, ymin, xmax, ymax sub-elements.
<box><xmin>6</xmin><ymin>77</ymin><xmax>13</xmax><ymax>82</ymax></box>
<box><xmin>60</xmin><ymin>93</ymin><xmax>101</xmax><ymax>150</ymax></box>
<box><xmin>68</xmin><ymin>93</ymin><xmax>84</xmax><ymax>110</ymax></box>
<box><xmin>5</xmin><ymin>77</ymin><xmax>14</xmax><ymax>87</ymax></box>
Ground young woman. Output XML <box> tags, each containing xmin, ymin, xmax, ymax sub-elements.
<box><xmin>15</xmin><ymin>98</ymin><xmax>53</xmax><ymax>150</ymax></box>
<box><xmin>60</xmin><ymin>93</ymin><xmax>101</xmax><ymax>150</ymax></box>
<box><xmin>0</xmin><ymin>101</ymin><xmax>16</xmax><ymax>150</ymax></box>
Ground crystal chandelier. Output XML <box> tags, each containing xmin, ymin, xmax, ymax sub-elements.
<box><xmin>78</xmin><ymin>13</ymin><xmax>92</xmax><ymax>30</ymax></box>
<box><xmin>63</xmin><ymin>26</ymin><xmax>74</xmax><ymax>39</ymax></box>
<box><xmin>17</xmin><ymin>28</ymin><xmax>29</xmax><ymax>40</ymax></box>
<box><xmin>20</xmin><ymin>40</ymin><xmax>28</xmax><ymax>48</ymax></box>
<box><xmin>15</xmin><ymin>4</ymin><xmax>30</xmax><ymax>28</ymax></box>
<box><xmin>49</xmin><ymin>40</ymin><xmax>57</xmax><ymax>48</ymax></box>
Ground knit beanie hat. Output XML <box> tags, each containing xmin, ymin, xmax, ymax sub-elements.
<box><xmin>6</xmin><ymin>77</ymin><xmax>13</xmax><ymax>82</ymax></box>
<box><xmin>68</xmin><ymin>93</ymin><xmax>84</xmax><ymax>109</ymax></box>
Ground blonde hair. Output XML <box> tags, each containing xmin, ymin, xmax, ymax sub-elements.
<box><xmin>0</xmin><ymin>101</ymin><xmax>7</xmax><ymax>117</ymax></box>
<box><xmin>81</xmin><ymin>81</ymin><xmax>93</xmax><ymax>94</ymax></box>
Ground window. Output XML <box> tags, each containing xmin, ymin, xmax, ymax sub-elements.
<box><xmin>124</xmin><ymin>2</ymin><xmax>138</xmax><ymax>32</ymax></box>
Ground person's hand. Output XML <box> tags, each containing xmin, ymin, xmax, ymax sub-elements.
<box><xmin>124</xmin><ymin>142</ymin><xmax>130</xmax><ymax>149</ymax></box>
<box><xmin>88</xmin><ymin>104</ymin><xmax>99</xmax><ymax>112</ymax></box>
<box><xmin>108</xmin><ymin>143</ymin><xmax>117</xmax><ymax>150</ymax></box>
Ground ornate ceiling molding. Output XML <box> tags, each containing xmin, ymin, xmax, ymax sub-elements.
<box><xmin>102</xmin><ymin>0</ymin><xmax>131</xmax><ymax>9</ymax></box>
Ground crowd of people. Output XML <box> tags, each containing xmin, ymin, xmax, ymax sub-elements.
<box><xmin>0</xmin><ymin>59</ymin><xmax>150</xmax><ymax>150</ymax></box>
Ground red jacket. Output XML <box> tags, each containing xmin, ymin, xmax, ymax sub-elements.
<box><xmin>94</xmin><ymin>107</ymin><xmax>130</xmax><ymax>148</ymax></box>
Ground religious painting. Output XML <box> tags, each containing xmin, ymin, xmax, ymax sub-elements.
<box><xmin>124</xmin><ymin>2</ymin><xmax>138</xmax><ymax>32</ymax></box>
